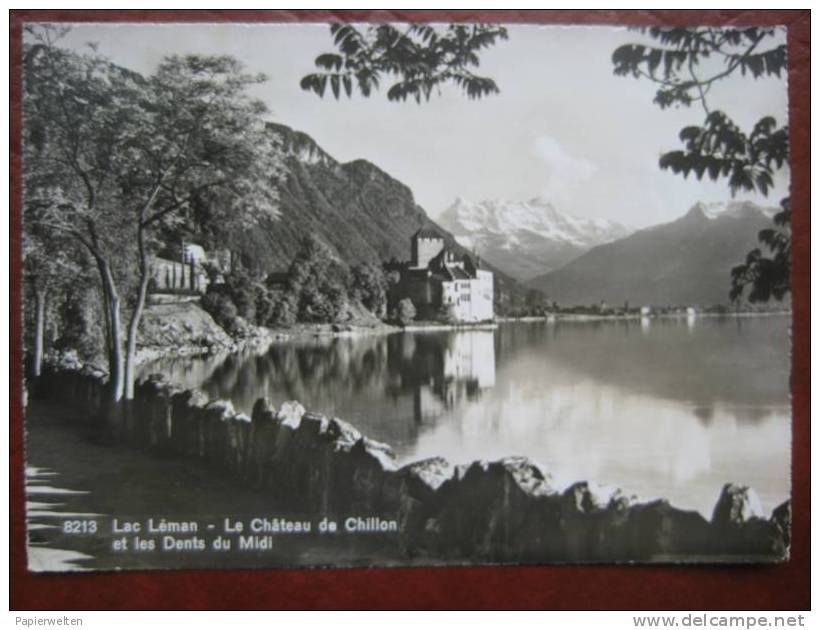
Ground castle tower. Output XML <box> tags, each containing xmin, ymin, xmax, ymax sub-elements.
<box><xmin>411</xmin><ymin>225</ymin><xmax>445</xmax><ymax>268</ymax></box>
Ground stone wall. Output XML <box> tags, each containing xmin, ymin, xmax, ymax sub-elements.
<box><xmin>33</xmin><ymin>367</ymin><xmax>790</xmax><ymax>563</ymax></box>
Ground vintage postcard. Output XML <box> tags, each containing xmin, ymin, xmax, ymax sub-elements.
<box><xmin>19</xmin><ymin>20</ymin><xmax>792</xmax><ymax>572</ymax></box>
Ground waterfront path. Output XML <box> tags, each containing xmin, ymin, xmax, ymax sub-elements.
<box><xmin>24</xmin><ymin>400</ymin><xmax>406</xmax><ymax>572</ymax></box>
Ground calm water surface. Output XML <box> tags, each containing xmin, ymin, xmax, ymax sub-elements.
<box><xmin>144</xmin><ymin>316</ymin><xmax>791</xmax><ymax>516</ymax></box>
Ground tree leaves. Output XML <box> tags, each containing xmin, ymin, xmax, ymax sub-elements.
<box><xmin>314</xmin><ymin>53</ymin><xmax>344</xmax><ymax>71</ymax></box>
<box><xmin>23</xmin><ymin>24</ymin><xmax>287</xmax><ymax>317</ymax></box>
<box><xmin>729</xmin><ymin>197</ymin><xmax>791</xmax><ymax>303</ymax></box>
<box><xmin>658</xmin><ymin>111</ymin><xmax>788</xmax><ymax>198</ymax></box>
<box><xmin>614</xmin><ymin>26</ymin><xmax>792</xmax><ymax>304</ymax></box>
<box><xmin>612</xmin><ymin>27</ymin><xmax>786</xmax><ymax>111</ymax></box>
<box><xmin>730</xmin><ymin>45</ymin><xmax>787</xmax><ymax>78</ymax></box>
<box><xmin>301</xmin><ymin>23</ymin><xmax>507</xmax><ymax>102</ymax></box>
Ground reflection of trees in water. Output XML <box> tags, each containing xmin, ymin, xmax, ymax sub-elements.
<box><xmin>170</xmin><ymin>332</ymin><xmax>497</xmax><ymax>430</ymax></box>
<box><xmin>140</xmin><ymin>319</ymin><xmax>786</xmax><ymax>482</ymax></box>
<box><xmin>138</xmin><ymin>352</ymin><xmax>231</xmax><ymax>390</ymax></box>
<box><xmin>196</xmin><ymin>337</ymin><xmax>393</xmax><ymax>414</ymax></box>
<box><xmin>692</xmin><ymin>405</ymin><xmax>715</xmax><ymax>425</ymax></box>
<box><xmin>145</xmin><ymin>319</ymin><xmax>786</xmax><ymax>431</ymax></box>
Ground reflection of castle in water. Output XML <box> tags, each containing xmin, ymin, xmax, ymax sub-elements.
<box><xmin>413</xmin><ymin>331</ymin><xmax>496</xmax><ymax>424</ymax></box>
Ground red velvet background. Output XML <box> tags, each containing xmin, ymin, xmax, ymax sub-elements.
<box><xmin>9</xmin><ymin>10</ymin><xmax>810</xmax><ymax>611</ymax></box>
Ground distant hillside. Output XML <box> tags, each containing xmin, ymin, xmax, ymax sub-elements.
<box><xmin>228</xmin><ymin>122</ymin><xmax>535</xmax><ymax>310</ymax></box>
<box><xmin>250</xmin><ymin>122</ymin><xmax>431</xmax><ymax>267</ymax></box>
<box><xmin>527</xmin><ymin>201</ymin><xmax>779</xmax><ymax>307</ymax></box>
<box><xmin>438</xmin><ymin>196</ymin><xmax>631</xmax><ymax>281</ymax></box>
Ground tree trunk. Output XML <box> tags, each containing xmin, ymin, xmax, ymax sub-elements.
<box><xmin>96</xmin><ymin>258</ymin><xmax>124</xmax><ymax>402</ymax></box>
<box><xmin>32</xmin><ymin>285</ymin><xmax>47</xmax><ymax>378</ymax></box>
<box><xmin>107</xmin><ymin>288</ymin><xmax>125</xmax><ymax>402</ymax></box>
<box><xmin>124</xmin><ymin>223</ymin><xmax>151</xmax><ymax>400</ymax></box>
<box><xmin>99</xmin><ymin>283</ymin><xmax>112</xmax><ymax>363</ymax></box>
<box><xmin>124</xmin><ymin>265</ymin><xmax>150</xmax><ymax>400</ymax></box>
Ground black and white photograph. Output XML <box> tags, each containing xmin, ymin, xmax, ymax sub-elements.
<box><xmin>19</xmin><ymin>19</ymin><xmax>793</xmax><ymax>573</ymax></box>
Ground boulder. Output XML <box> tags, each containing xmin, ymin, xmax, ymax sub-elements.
<box><xmin>200</xmin><ymin>400</ymin><xmax>236</xmax><ymax>465</ymax></box>
<box><xmin>247</xmin><ymin>398</ymin><xmax>280</xmax><ymax>486</ymax></box>
<box><xmin>281</xmin><ymin>412</ymin><xmax>333</xmax><ymax>508</ymax></box>
<box><xmin>617</xmin><ymin>499</ymin><xmax>713</xmax><ymax>559</ymax></box>
<box><xmin>325</xmin><ymin>417</ymin><xmax>363</xmax><ymax>448</ymax></box>
<box><xmin>711</xmin><ymin>483</ymin><xmax>765</xmax><ymax>528</ymax></box>
<box><xmin>224</xmin><ymin>412</ymin><xmax>252</xmax><ymax>474</ymax></box>
<box><xmin>559</xmin><ymin>481</ymin><xmax>634</xmax><ymax>561</ymax></box>
<box><xmin>710</xmin><ymin>483</ymin><xmax>786</xmax><ymax>558</ymax></box>
<box><xmin>169</xmin><ymin>389</ymin><xmax>210</xmax><ymax>456</ymax></box>
<box><xmin>771</xmin><ymin>500</ymin><xmax>791</xmax><ymax>549</ymax></box>
<box><xmin>37</xmin><ymin>366</ymin><xmax>792</xmax><ymax>564</ymax></box>
<box><xmin>345</xmin><ymin>437</ymin><xmax>399</xmax><ymax>512</ymax></box>
<box><xmin>142</xmin><ymin>379</ymin><xmax>185</xmax><ymax>450</ymax></box>
<box><xmin>276</xmin><ymin>400</ymin><xmax>305</xmax><ymax>430</ymax></box>
<box><xmin>204</xmin><ymin>399</ymin><xmax>236</xmax><ymax>420</ymax></box>
<box><xmin>385</xmin><ymin>457</ymin><xmax>454</xmax><ymax>555</ymax></box>
<box><xmin>432</xmin><ymin>457</ymin><xmax>557</xmax><ymax>560</ymax></box>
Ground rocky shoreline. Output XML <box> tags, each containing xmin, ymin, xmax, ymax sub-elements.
<box><xmin>31</xmin><ymin>366</ymin><xmax>790</xmax><ymax>564</ymax></box>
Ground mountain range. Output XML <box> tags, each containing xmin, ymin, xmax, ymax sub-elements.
<box><xmin>527</xmin><ymin>201</ymin><xmax>779</xmax><ymax>307</ymax></box>
<box><xmin>185</xmin><ymin>122</ymin><xmax>777</xmax><ymax>310</ymax></box>
<box><xmin>222</xmin><ymin>123</ymin><xmax>534</xmax><ymax>309</ymax></box>
<box><xmin>438</xmin><ymin>197</ymin><xmax>631</xmax><ymax>281</ymax></box>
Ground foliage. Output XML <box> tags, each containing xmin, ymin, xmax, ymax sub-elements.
<box><xmin>200</xmin><ymin>288</ymin><xmax>240</xmax><ymax>335</ymax></box>
<box><xmin>301</xmin><ymin>23</ymin><xmax>508</xmax><ymax>102</ymax></box>
<box><xmin>23</xmin><ymin>26</ymin><xmax>139</xmax><ymax>284</ymax></box>
<box><xmin>437</xmin><ymin>302</ymin><xmax>458</xmax><ymax>324</ymax></box>
<box><xmin>612</xmin><ymin>26</ymin><xmax>790</xmax><ymax>303</ymax></box>
<box><xmin>395</xmin><ymin>298</ymin><xmax>417</xmax><ymax>326</ymax></box>
<box><xmin>53</xmin><ymin>286</ymin><xmax>104</xmax><ymax>361</ymax></box>
<box><xmin>659</xmin><ymin>112</ymin><xmax>788</xmax><ymax>197</ymax></box>
<box><xmin>350</xmin><ymin>262</ymin><xmax>388</xmax><ymax>317</ymax></box>
<box><xmin>219</xmin><ymin>265</ymin><xmax>257</xmax><ymax>322</ymax></box>
<box><xmin>121</xmin><ymin>53</ymin><xmax>283</xmax><ymax>242</ymax></box>
<box><xmin>254</xmin><ymin>285</ymin><xmax>278</xmax><ymax>328</ymax></box>
<box><xmin>287</xmin><ymin>235</ymin><xmax>351</xmax><ymax>323</ymax></box>
<box><xmin>268</xmin><ymin>293</ymin><xmax>299</xmax><ymax>327</ymax></box>
<box><xmin>612</xmin><ymin>27</ymin><xmax>786</xmax><ymax>110</ymax></box>
<box><xmin>201</xmin><ymin>239</ymin><xmax>393</xmax><ymax>331</ymax></box>
<box><xmin>201</xmin><ymin>262</ymin><xmax>295</xmax><ymax>331</ymax></box>
<box><xmin>730</xmin><ymin>198</ymin><xmax>791</xmax><ymax>302</ymax></box>
<box><xmin>21</xmin><ymin>182</ymin><xmax>95</xmax><ymax>367</ymax></box>
<box><xmin>22</xmin><ymin>24</ymin><xmax>284</xmax><ymax>398</ymax></box>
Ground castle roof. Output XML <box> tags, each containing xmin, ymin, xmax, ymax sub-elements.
<box><xmin>428</xmin><ymin>247</ymin><xmax>477</xmax><ymax>281</ymax></box>
<box><xmin>412</xmin><ymin>225</ymin><xmax>445</xmax><ymax>240</ymax></box>
<box><xmin>449</xmin><ymin>267</ymin><xmax>472</xmax><ymax>280</ymax></box>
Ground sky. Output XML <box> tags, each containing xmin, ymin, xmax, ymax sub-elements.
<box><xmin>51</xmin><ymin>22</ymin><xmax>790</xmax><ymax>229</ymax></box>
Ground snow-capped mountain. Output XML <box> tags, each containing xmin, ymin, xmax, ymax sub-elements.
<box><xmin>437</xmin><ymin>196</ymin><xmax>632</xmax><ymax>281</ymax></box>
<box><xmin>687</xmin><ymin>200</ymin><xmax>780</xmax><ymax>222</ymax></box>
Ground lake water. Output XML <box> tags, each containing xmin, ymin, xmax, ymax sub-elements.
<box><xmin>144</xmin><ymin>316</ymin><xmax>791</xmax><ymax>517</ymax></box>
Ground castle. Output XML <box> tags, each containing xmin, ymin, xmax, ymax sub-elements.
<box><xmin>391</xmin><ymin>227</ymin><xmax>494</xmax><ymax>322</ymax></box>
